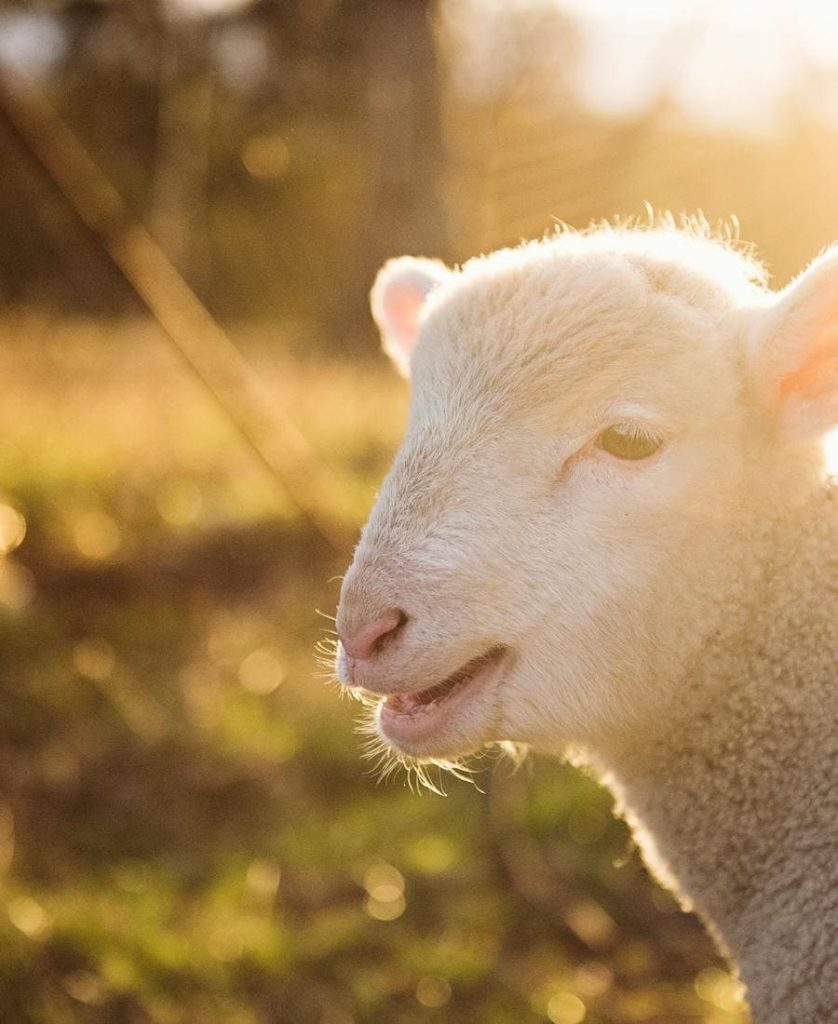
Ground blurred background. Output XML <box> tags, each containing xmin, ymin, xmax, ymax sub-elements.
<box><xmin>0</xmin><ymin>1</ymin><xmax>835</xmax><ymax>1022</ymax></box>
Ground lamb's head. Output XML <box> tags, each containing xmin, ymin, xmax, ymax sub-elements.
<box><xmin>335</xmin><ymin>228</ymin><xmax>838</xmax><ymax>764</ymax></box>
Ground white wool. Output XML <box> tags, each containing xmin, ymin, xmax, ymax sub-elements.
<box><xmin>337</xmin><ymin>221</ymin><xmax>838</xmax><ymax>1022</ymax></box>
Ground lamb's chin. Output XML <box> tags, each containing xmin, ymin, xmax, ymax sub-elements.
<box><xmin>374</xmin><ymin>646</ymin><xmax>509</xmax><ymax>759</ymax></box>
<box><xmin>374</xmin><ymin>711</ymin><xmax>483</xmax><ymax>761</ymax></box>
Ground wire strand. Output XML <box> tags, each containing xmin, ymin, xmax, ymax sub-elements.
<box><xmin>0</xmin><ymin>65</ymin><xmax>350</xmax><ymax>554</ymax></box>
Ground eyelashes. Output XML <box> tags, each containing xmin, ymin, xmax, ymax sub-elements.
<box><xmin>595</xmin><ymin>422</ymin><xmax>663</xmax><ymax>461</ymax></box>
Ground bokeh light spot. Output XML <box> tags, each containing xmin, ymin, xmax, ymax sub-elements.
<box><xmin>575</xmin><ymin>961</ymin><xmax>613</xmax><ymax>999</ymax></box>
<box><xmin>63</xmin><ymin>970</ymin><xmax>104</xmax><ymax>1005</ymax></box>
<box><xmin>238</xmin><ymin>648</ymin><xmax>285</xmax><ymax>694</ymax></box>
<box><xmin>565</xmin><ymin>899</ymin><xmax>616</xmax><ymax>948</ymax></box>
<box><xmin>363</xmin><ymin>861</ymin><xmax>404</xmax><ymax>903</ymax></box>
<box><xmin>0</xmin><ymin>504</ymin><xmax>26</xmax><ymax>554</ymax></box>
<box><xmin>364</xmin><ymin>894</ymin><xmax>405</xmax><ymax>921</ymax></box>
<box><xmin>156</xmin><ymin>480</ymin><xmax>203</xmax><ymax>526</ymax></box>
<box><xmin>8</xmin><ymin>895</ymin><xmax>51</xmax><ymax>938</ymax></box>
<box><xmin>246</xmin><ymin>859</ymin><xmax>281</xmax><ymax>901</ymax></box>
<box><xmin>72</xmin><ymin>637</ymin><xmax>116</xmax><ymax>681</ymax></box>
<box><xmin>547</xmin><ymin>990</ymin><xmax>586</xmax><ymax>1024</ymax></box>
<box><xmin>72</xmin><ymin>510</ymin><xmax>121</xmax><ymax>560</ymax></box>
<box><xmin>416</xmin><ymin>975</ymin><xmax>452</xmax><ymax>1008</ymax></box>
<box><xmin>694</xmin><ymin>966</ymin><xmax>746</xmax><ymax>1011</ymax></box>
<box><xmin>242</xmin><ymin>134</ymin><xmax>291</xmax><ymax>181</ymax></box>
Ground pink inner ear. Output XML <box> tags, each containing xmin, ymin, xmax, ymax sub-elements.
<box><xmin>779</xmin><ymin>321</ymin><xmax>838</xmax><ymax>401</ymax></box>
<box><xmin>384</xmin><ymin>285</ymin><xmax>424</xmax><ymax>345</ymax></box>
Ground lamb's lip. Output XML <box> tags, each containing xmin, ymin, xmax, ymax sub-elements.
<box><xmin>379</xmin><ymin>645</ymin><xmax>507</xmax><ymax>710</ymax></box>
<box><xmin>375</xmin><ymin>645</ymin><xmax>508</xmax><ymax>749</ymax></box>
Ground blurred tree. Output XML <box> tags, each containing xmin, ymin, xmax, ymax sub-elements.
<box><xmin>149</xmin><ymin>2</ymin><xmax>216</xmax><ymax>290</ymax></box>
<box><xmin>0</xmin><ymin>0</ymin><xmax>445</xmax><ymax>353</ymax></box>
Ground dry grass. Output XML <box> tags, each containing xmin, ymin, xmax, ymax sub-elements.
<box><xmin>0</xmin><ymin>315</ymin><xmax>748</xmax><ymax>1024</ymax></box>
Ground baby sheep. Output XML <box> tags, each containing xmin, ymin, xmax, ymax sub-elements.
<box><xmin>335</xmin><ymin>223</ymin><xmax>838</xmax><ymax>1022</ymax></box>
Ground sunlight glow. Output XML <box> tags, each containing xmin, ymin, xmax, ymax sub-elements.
<box><xmin>566</xmin><ymin>0</ymin><xmax>838</xmax><ymax>129</ymax></box>
<box><xmin>0</xmin><ymin>11</ymin><xmax>66</xmax><ymax>76</ymax></box>
<box><xmin>445</xmin><ymin>0</ymin><xmax>838</xmax><ymax>130</ymax></box>
<box><xmin>0</xmin><ymin>505</ymin><xmax>26</xmax><ymax>555</ymax></box>
<box><xmin>165</xmin><ymin>0</ymin><xmax>253</xmax><ymax>18</ymax></box>
<box><xmin>824</xmin><ymin>428</ymin><xmax>838</xmax><ymax>477</ymax></box>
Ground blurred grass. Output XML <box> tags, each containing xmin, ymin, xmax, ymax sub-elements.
<box><xmin>0</xmin><ymin>315</ymin><xmax>749</xmax><ymax>1024</ymax></box>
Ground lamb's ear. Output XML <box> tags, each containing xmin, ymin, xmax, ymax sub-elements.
<box><xmin>752</xmin><ymin>247</ymin><xmax>838</xmax><ymax>438</ymax></box>
<box><xmin>370</xmin><ymin>257</ymin><xmax>449</xmax><ymax>376</ymax></box>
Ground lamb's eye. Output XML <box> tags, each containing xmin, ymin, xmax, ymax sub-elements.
<box><xmin>597</xmin><ymin>424</ymin><xmax>662</xmax><ymax>461</ymax></box>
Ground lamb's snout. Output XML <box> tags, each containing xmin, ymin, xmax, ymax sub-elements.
<box><xmin>339</xmin><ymin>607</ymin><xmax>406</xmax><ymax>661</ymax></box>
<box><xmin>336</xmin><ymin>604</ymin><xmax>407</xmax><ymax>684</ymax></box>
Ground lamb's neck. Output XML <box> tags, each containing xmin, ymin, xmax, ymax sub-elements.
<box><xmin>600</xmin><ymin>485</ymin><xmax>838</xmax><ymax>1022</ymax></box>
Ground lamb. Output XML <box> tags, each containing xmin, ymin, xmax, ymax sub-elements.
<box><xmin>333</xmin><ymin>220</ymin><xmax>838</xmax><ymax>1023</ymax></box>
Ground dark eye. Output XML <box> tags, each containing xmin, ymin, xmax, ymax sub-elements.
<box><xmin>597</xmin><ymin>424</ymin><xmax>662</xmax><ymax>461</ymax></box>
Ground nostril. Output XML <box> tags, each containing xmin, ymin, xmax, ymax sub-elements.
<box><xmin>340</xmin><ymin>608</ymin><xmax>407</xmax><ymax>662</ymax></box>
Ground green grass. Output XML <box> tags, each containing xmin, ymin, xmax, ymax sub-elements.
<box><xmin>0</xmin><ymin>315</ymin><xmax>748</xmax><ymax>1024</ymax></box>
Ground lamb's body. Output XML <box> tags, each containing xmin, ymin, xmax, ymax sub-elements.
<box><xmin>335</xmin><ymin>223</ymin><xmax>838</xmax><ymax>1021</ymax></box>
<box><xmin>602</xmin><ymin>487</ymin><xmax>838</xmax><ymax>1020</ymax></box>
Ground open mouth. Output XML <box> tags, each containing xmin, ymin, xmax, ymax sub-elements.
<box><xmin>376</xmin><ymin>645</ymin><xmax>507</xmax><ymax>750</ymax></box>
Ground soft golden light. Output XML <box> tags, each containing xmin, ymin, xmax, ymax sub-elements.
<box><xmin>694</xmin><ymin>966</ymin><xmax>747</xmax><ymax>1012</ymax></box>
<box><xmin>241</xmin><ymin>134</ymin><xmax>291</xmax><ymax>182</ymax></box>
<box><xmin>362</xmin><ymin>860</ymin><xmax>407</xmax><ymax>920</ymax></box>
<box><xmin>156</xmin><ymin>481</ymin><xmax>203</xmax><ymax>527</ymax></box>
<box><xmin>565</xmin><ymin>899</ymin><xmax>616</xmax><ymax>947</ymax></box>
<box><xmin>245</xmin><ymin>860</ymin><xmax>281</xmax><ymax>901</ymax></box>
<box><xmin>547</xmin><ymin>990</ymin><xmax>586</xmax><ymax>1024</ymax></box>
<box><xmin>574</xmin><ymin>962</ymin><xmax>613</xmax><ymax>999</ymax></box>
<box><xmin>824</xmin><ymin>427</ymin><xmax>838</xmax><ymax>476</ymax></box>
<box><xmin>364</xmin><ymin>894</ymin><xmax>406</xmax><ymax>921</ymax></box>
<box><xmin>362</xmin><ymin>861</ymin><xmax>405</xmax><ymax>903</ymax></box>
<box><xmin>62</xmin><ymin>971</ymin><xmax>104</xmax><ymax>1005</ymax></box>
<box><xmin>0</xmin><ymin>504</ymin><xmax>26</xmax><ymax>554</ymax></box>
<box><xmin>72</xmin><ymin>511</ymin><xmax>121</xmax><ymax>560</ymax></box>
<box><xmin>8</xmin><ymin>895</ymin><xmax>51</xmax><ymax>938</ymax></box>
<box><xmin>445</xmin><ymin>0</ymin><xmax>838</xmax><ymax>129</ymax></box>
<box><xmin>72</xmin><ymin>638</ymin><xmax>116</xmax><ymax>681</ymax></box>
<box><xmin>238</xmin><ymin>648</ymin><xmax>285</xmax><ymax>694</ymax></box>
<box><xmin>416</xmin><ymin>975</ymin><xmax>452</xmax><ymax>1008</ymax></box>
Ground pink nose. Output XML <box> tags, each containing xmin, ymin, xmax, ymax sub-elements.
<box><xmin>339</xmin><ymin>608</ymin><xmax>406</xmax><ymax>662</ymax></box>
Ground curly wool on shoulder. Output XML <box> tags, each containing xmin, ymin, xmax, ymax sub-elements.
<box><xmin>334</xmin><ymin>218</ymin><xmax>838</xmax><ymax>1024</ymax></box>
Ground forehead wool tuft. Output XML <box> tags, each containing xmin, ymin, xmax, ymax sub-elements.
<box><xmin>408</xmin><ymin>223</ymin><xmax>761</xmax><ymax>428</ymax></box>
<box><xmin>435</xmin><ymin>221</ymin><xmax>767</xmax><ymax>316</ymax></box>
